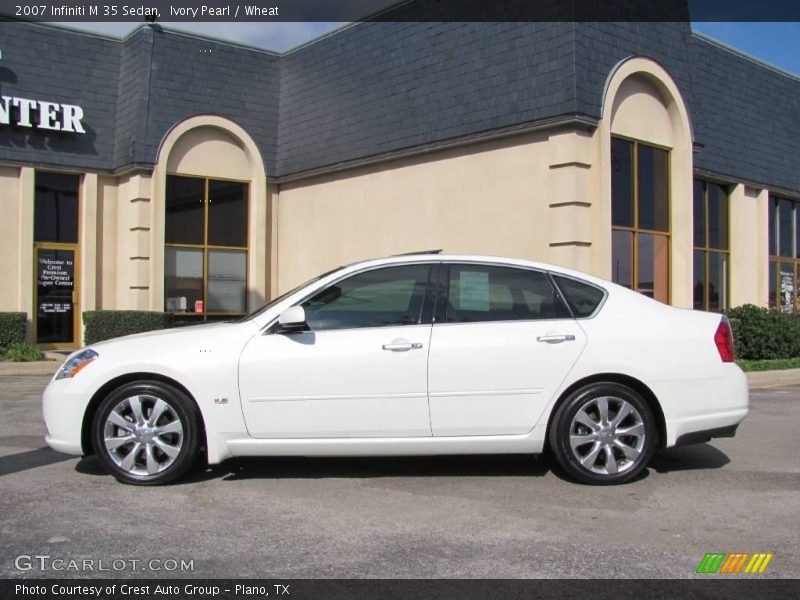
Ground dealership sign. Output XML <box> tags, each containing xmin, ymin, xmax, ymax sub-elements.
<box><xmin>0</xmin><ymin>95</ymin><xmax>85</xmax><ymax>133</ymax></box>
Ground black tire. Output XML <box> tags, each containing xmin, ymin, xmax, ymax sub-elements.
<box><xmin>92</xmin><ymin>381</ymin><xmax>201</xmax><ymax>485</ymax></box>
<box><xmin>548</xmin><ymin>382</ymin><xmax>656</xmax><ymax>485</ymax></box>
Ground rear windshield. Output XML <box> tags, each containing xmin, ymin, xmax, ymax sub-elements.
<box><xmin>551</xmin><ymin>275</ymin><xmax>606</xmax><ymax>318</ymax></box>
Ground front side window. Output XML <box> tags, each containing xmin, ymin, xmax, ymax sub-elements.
<box><xmin>768</xmin><ymin>195</ymin><xmax>800</xmax><ymax>312</ymax></box>
<box><xmin>611</xmin><ymin>137</ymin><xmax>670</xmax><ymax>303</ymax></box>
<box><xmin>301</xmin><ymin>264</ymin><xmax>433</xmax><ymax>331</ymax></box>
<box><xmin>443</xmin><ymin>265</ymin><xmax>570</xmax><ymax>323</ymax></box>
<box><xmin>164</xmin><ymin>175</ymin><xmax>248</xmax><ymax>319</ymax></box>
<box><xmin>693</xmin><ymin>180</ymin><xmax>730</xmax><ymax>312</ymax></box>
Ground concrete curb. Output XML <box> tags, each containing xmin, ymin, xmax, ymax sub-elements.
<box><xmin>2</xmin><ymin>361</ymin><xmax>799</xmax><ymax>389</ymax></box>
<box><xmin>746</xmin><ymin>368</ymin><xmax>800</xmax><ymax>389</ymax></box>
<box><xmin>0</xmin><ymin>361</ymin><xmax>60</xmax><ymax>376</ymax></box>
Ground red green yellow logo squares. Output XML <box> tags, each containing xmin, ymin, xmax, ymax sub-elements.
<box><xmin>696</xmin><ymin>552</ymin><xmax>774</xmax><ymax>574</ymax></box>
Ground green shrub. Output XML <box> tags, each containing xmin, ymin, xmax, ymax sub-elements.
<box><xmin>727</xmin><ymin>304</ymin><xmax>800</xmax><ymax>360</ymax></box>
<box><xmin>83</xmin><ymin>311</ymin><xmax>174</xmax><ymax>345</ymax></box>
<box><xmin>0</xmin><ymin>312</ymin><xmax>27</xmax><ymax>351</ymax></box>
<box><xmin>2</xmin><ymin>342</ymin><xmax>44</xmax><ymax>362</ymax></box>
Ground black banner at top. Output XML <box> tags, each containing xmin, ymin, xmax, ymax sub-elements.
<box><xmin>1</xmin><ymin>0</ymin><xmax>800</xmax><ymax>23</ymax></box>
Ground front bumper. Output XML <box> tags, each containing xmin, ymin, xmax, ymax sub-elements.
<box><xmin>43</xmin><ymin>376</ymin><xmax>89</xmax><ymax>456</ymax></box>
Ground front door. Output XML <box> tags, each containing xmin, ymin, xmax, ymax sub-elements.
<box><xmin>33</xmin><ymin>172</ymin><xmax>81</xmax><ymax>349</ymax></box>
<box><xmin>35</xmin><ymin>245</ymin><xmax>79</xmax><ymax>348</ymax></box>
<box><xmin>238</xmin><ymin>263</ymin><xmax>437</xmax><ymax>438</ymax></box>
<box><xmin>427</xmin><ymin>263</ymin><xmax>586</xmax><ymax>436</ymax></box>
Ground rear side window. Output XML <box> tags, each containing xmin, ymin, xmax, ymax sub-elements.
<box><xmin>444</xmin><ymin>265</ymin><xmax>571</xmax><ymax>323</ymax></box>
<box><xmin>552</xmin><ymin>275</ymin><xmax>606</xmax><ymax>318</ymax></box>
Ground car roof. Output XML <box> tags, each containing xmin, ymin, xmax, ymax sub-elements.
<box><xmin>337</xmin><ymin>253</ymin><xmax>613</xmax><ymax>289</ymax></box>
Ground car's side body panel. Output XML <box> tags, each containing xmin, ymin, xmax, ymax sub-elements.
<box><xmin>428</xmin><ymin>319</ymin><xmax>586</xmax><ymax>436</ymax></box>
<box><xmin>238</xmin><ymin>324</ymin><xmax>434</xmax><ymax>438</ymax></box>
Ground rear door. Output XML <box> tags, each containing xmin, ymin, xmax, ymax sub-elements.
<box><xmin>427</xmin><ymin>263</ymin><xmax>587</xmax><ymax>436</ymax></box>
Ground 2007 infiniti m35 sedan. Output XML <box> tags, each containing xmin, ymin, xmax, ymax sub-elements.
<box><xmin>43</xmin><ymin>253</ymin><xmax>749</xmax><ymax>485</ymax></box>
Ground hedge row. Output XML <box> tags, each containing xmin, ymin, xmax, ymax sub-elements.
<box><xmin>727</xmin><ymin>304</ymin><xmax>800</xmax><ymax>360</ymax></box>
<box><xmin>0</xmin><ymin>312</ymin><xmax>26</xmax><ymax>350</ymax></box>
<box><xmin>83</xmin><ymin>311</ymin><xmax>174</xmax><ymax>345</ymax></box>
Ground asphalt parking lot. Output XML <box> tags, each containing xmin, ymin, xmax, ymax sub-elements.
<box><xmin>1</xmin><ymin>374</ymin><xmax>798</xmax><ymax>579</ymax></box>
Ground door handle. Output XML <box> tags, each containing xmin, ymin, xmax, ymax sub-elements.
<box><xmin>536</xmin><ymin>334</ymin><xmax>576</xmax><ymax>343</ymax></box>
<box><xmin>382</xmin><ymin>341</ymin><xmax>423</xmax><ymax>352</ymax></box>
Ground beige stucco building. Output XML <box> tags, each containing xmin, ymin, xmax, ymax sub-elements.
<box><xmin>0</xmin><ymin>16</ymin><xmax>798</xmax><ymax>348</ymax></box>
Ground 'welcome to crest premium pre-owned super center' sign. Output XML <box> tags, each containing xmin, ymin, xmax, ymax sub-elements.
<box><xmin>0</xmin><ymin>95</ymin><xmax>86</xmax><ymax>133</ymax></box>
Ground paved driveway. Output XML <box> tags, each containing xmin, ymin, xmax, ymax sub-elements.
<box><xmin>1</xmin><ymin>375</ymin><xmax>798</xmax><ymax>578</ymax></box>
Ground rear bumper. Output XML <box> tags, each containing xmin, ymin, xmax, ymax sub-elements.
<box><xmin>675</xmin><ymin>423</ymin><xmax>739</xmax><ymax>446</ymax></box>
<box><xmin>652</xmin><ymin>365</ymin><xmax>749</xmax><ymax>447</ymax></box>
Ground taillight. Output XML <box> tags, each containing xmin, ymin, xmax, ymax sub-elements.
<box><xmin>714</xmin><ymin>318</ymin><xmax>735</xmax><ymax>363</ymax></box>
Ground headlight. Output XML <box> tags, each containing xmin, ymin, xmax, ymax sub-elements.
<box><xmin>56</xmin><ymin>349</ymin><xmax>99</xmax><ymax>380</ymax></box>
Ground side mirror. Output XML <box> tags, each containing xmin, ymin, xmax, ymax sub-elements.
<box><xmin>276</xmin><ymin>306</ymin><xmax>309</xmax><ymax>333</ymax></box>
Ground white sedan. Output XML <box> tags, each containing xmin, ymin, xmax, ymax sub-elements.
<box><xmin>43</xmin><ymin>253</ymin><xmax>748</xmax><ymax>485</ymax></box>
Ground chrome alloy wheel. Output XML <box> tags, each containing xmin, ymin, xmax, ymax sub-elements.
<box><xmin>102</xmin><ymin>395</ymin><xmax>184</xmax><ymax>476</ymax></box>
<box><xmin>568</xmin><ymin>396</ymin><xmax>645</xmax><ymax>475</ymax></box>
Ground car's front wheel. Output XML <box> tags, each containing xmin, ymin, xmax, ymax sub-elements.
<box><xmin>548</xmin><ymin>382</ymin><xmax>656</xmax><ymax>485</ymax></box>
<box><xmin>92</xmin><ymin>381</ymin><xmax>201</xmax><ymax>485</ymax></box>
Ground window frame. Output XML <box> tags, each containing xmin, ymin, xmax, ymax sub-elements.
<box><xmin>693</xmin><ymin>179</ymin><xmax>731</xmax><ymax>312</ymax></box>
<box><xmin>164</xmin><ymin>173</ymin><xmax>250</xmax><ymax>320</ymax></box>
<box><xmin>768</xmin><ymin>194</ymin><xmax>800</xmax><ymax>312</ymax></box>
<box><xmin>611</xmin><ymin>135</ymin><xmax>672</xmax><ymax>304</ymax></box>
<box><xmin>433</xmin><ymin>262</ymin><xmax>575</xmax><ymax>325</ymax></box>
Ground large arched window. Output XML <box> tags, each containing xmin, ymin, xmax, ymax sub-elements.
<box><xmin>152</xmin><ymin>116</ymin><xmax>269</xmax><ymax>319</ymax></box>
<box><xmin>602</xmin><ymin>58</ymin><xmax>693</xmax><ymax>308</ymax></box>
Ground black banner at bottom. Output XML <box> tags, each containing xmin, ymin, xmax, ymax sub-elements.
<box><xmin>3</xmin><ymin>579</ymin><xmax>800</xmax><ymax>600</ymax></box>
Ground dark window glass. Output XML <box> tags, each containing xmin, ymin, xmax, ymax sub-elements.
<box><xmin>552</xmin><ymin>275</ymin><xmax>605</xmax><ymax>318</ymax></box>
<box><xmin>208</xmin><ymin>180</ymin><xmax>248</xmax><ymax>247</ymax></box>
<box><xmin>637</xmin><ymin>233</ymin><xmax>669</xmax><ymax>303</ymax></box>
<box><xmin>779</xmin><ymin>262</ymin><xmax>795</xmax><ymax>312</ymax></box>
<box><xmin>165</xmin><ymin>247</ymin><xmax>204</xmax><ymax>313</ymax></box>
<box><xmin>769</xmin><ymin>261</ymin><xmax>777</xmax><ymax>309</ymax></box>
<box><xmin>445</xmin><ymin>265</ymin><xmax>569</xmax><ymax>323</ymax></box>
<box><xmin>779</xmin><ymin>198</ymin><xmax>793</xmax><ymax>257</ymax></box>
<box><xmin>34</xmin><ymin>172</ymin><xmax>79</xmax><ymax>244</ymax></box>
<box><xmin>796</xmin><ymin>203</ymin><xmax>800</xmax><ymax>259</ymax></box>
<box><xmin>693</xmin><ymin>250</ymin><xmax>705</xmax><ymax>311</ymax></box>
<box><xmin>36</xmin><ymin>248</ymin><xmax>75</xmax><ymax>343</ymax></box>
<box><xmin>693</xmin><ymin>180</ymin><xmax>705</xmax><ymax>247</ymax></box>
<box><xmin>637</xmin><ymin>145</ymin><xmax>669</xmax><ymax>232</ymax></box>
<box><xmin>611</xmin><ymin>138</ymin><xmax>634</xmax><ymax>228</ymax></box>
<box><xmin>165</xmin><ymin>176</ymin><xmax>205</xmax><ymax>245</ymax></box>
<box><xmin>611</xmin><ymin>230</ymin><xmax>633</xmax><ymax>289</ymax></box>
<box><xmin>302</xmin><ymin>265</ymin><xmax>431</xmax><ymax>331</ymax></box>
<box><xmin>708</xmin><ymin>251</ymin><xmax>727</xmax><ymax>312</ymax></box>
<box><xmin>708</xmin><ymin>183</ymin><xmax>729</xmax><ymax>250</ymax></box>
<box><xmin>207</xmin><ymin>249</ymin><xmax>247</xmax><ymax>313</ymax></box>
<box><xmin>768</xmin><ymin>198</ymin><xmax>777</xmax><ymax>256</ymax></box>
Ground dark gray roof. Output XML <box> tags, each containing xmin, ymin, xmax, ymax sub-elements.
<box><xmin>277</xmin><ymin>21</ymin><xmax>578</xmax><ymax>177</ymax></box>
<box><xmin>1</xmin><ymin>17</ymin><xmax>800</xmax><ymax>195</ymax></box>
<box><xmin>690</xmin><ymin>34</ymin><xmax>800</xmax><ymax>194</ymax></box>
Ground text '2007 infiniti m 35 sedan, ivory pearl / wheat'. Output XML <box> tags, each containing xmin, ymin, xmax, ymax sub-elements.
<box><xmin>43</xmin><ymin>252</ymin><xmax>748</xmax><ymax>485</ymax></box>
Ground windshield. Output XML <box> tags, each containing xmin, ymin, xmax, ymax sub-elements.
<box><xmin>240</xmin><ymin>266</ymin><xmax>344</xmax><ymax>322</ymax></box>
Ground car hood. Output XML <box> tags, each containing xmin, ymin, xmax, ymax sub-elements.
<box><xmin>87</xmin><ymin>320</ymin><xmax>257</xmax><ymax>352</ymax></box>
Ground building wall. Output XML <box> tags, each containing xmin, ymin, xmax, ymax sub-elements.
<box><xmin>0</xmin><ymin>166</ymin><xmax>21</xmax><ymax>312</ymax></box>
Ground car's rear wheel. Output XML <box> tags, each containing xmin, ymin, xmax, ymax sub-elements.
<box><xmin>548</xmin><ymin>382</ymin><xmax>656</xmax><ymax>485</ymax></box>
<box><xmin>92</xmin><ymin>381</ymin><xmax>201</xmax><ymax>485</ymax></box>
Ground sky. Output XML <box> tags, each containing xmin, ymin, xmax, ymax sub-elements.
<box><xmin>55</xmin><ymin>21</ymin><xmax>800</xmax><ymax>77</ymax></box>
